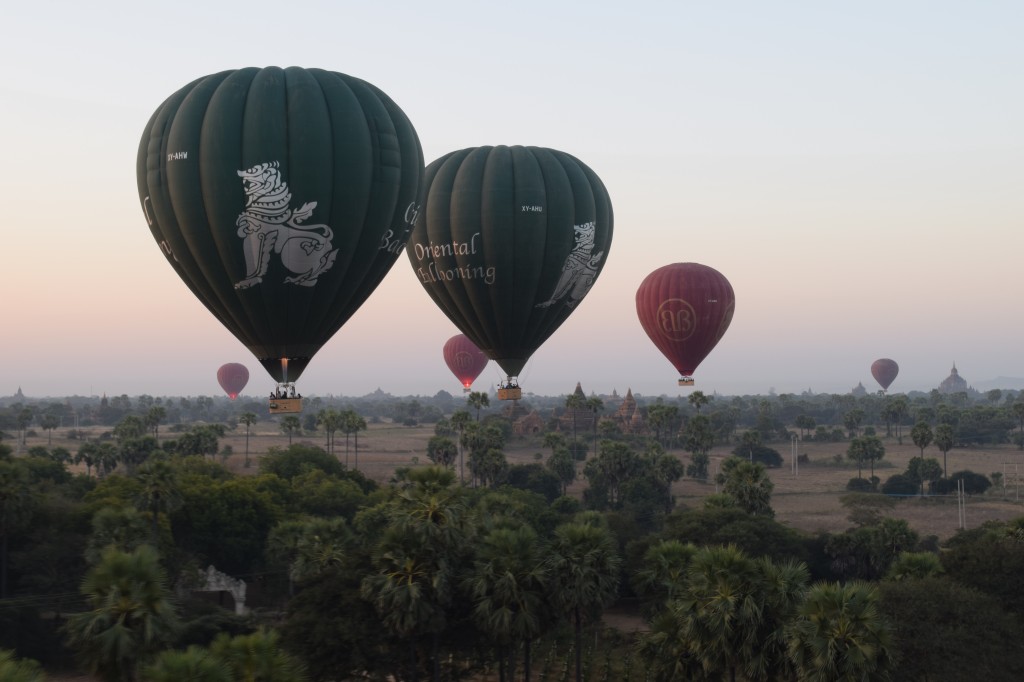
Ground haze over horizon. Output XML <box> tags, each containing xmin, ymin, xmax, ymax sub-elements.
<box><xmin>3</xmin><ymin>2</ymin><xmax>1021</xmax><ymax>401</ymax></box>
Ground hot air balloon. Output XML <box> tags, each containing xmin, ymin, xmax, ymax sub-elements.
<box><xmin>871</xmin><ymin>358</ymin><xmax>899</xmax><ymax>392</ymax></box>
<box><xmin>137</xmin><ymin>67</ymin><xmax>422</xmax><ymax>413</ymax></box>
<box><xmin>217</xmin><ymin>363</ymin><xmax>249</xmax><ymax>400</ymax></box>
<box><xmin>443</xmin><ymin>334</ymin><xmax>489</xmax><ymax>393</ymax></box>
<box><xmin>408</xmin><ymin>146</ymin><xmax>613</xmax><ymax>399</ymax></box>
<box><xmin>636</xmin><ymin>263</ymin><xmax>735</xmax><ymax>386</ymax></box>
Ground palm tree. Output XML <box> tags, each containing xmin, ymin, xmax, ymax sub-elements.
<box><xmin>564</xmin><ymin>391</ymin><xmax>585</xmax><ymax>458</ymax></box>
<box><xmin>0</xmin><ymin>461</ymin><xmax>33</xmax><ymax>598</ymax></box>
<box><xmin>450</xmin><ymin>410</ymin><xmax>471</xmax><ymax>483</ymax></box>
<box><xmin>885</xmin><ymin>551</ymin><xmax>943</xmax><ymax>581</ymax></box>
<box><xmin>144</xmin><ymin>405</ymin><xmax>167</xmax><ymax>439</ymax></box>
<box><xmin>466</xmin><ymin>525</ymin><xmax>549</xmax><ymax>682</ymax></box>
<box><xmin>787</xmin><ymin>581</ymin><xmax>896</xmax><ymax>682</ymax></box>
<box><xmin>363</xmin><ymin>467</ymin><xmax>469</xmax><ymax>681</ymax></box>
<box><xmin>40</xmin><ymin>413</ymin><xmax>59</xmax><ymax>446</ymax></box>
<box><xmin>585</xmin><ymin>396</ymin><xmax>604</xmax><ymax>457</ymax></box>
<box><xmin>467</xmin><ymin>391</ymin><xmax>490</xmax><ymax>422</ymax></box>
<box><xmin>843</xmin><ymin>409</ymin><xmax>865</xmax><ymax>438</ymax></box>
<box><xmin>75</xmin><ymin>441</ymin><xmax>100</xmax><ymax>478</ymax></box>
<box><xmin>740</xmin><ymin>429</ymin><xmax>762</xmax><ymax>462</ymax></box>
<box><xmin>891</xmin><ymin>395</ymin><xmax>909</xmax><ymax>443</ymax></box>
<box><xmin>289</xmin><ymin>518</ymin><xmax>351</xmax><ymax>583</ymax></box>
<box><xmin>239</xmin><ymin>412</ymin><xmax>257</xmax><ymax>468</ymax></box>
<box><xmin>545</xmin><ymin>521</ymin><xmax>620</xmax><ymax>682</ymax></box>
<box><xmin>426</xmin><ymin>436</ymin><xmax>458</xmax><ymax>468</ymax></box>
<box><xmin>670</xmin><ymin>545</ymin><xmax>761</xmax><ymax>682</ymax></box>
<box><xmin>84</xmin><ymin>507</ymin><xmax>151</xmax><ymax>566</ymax></box>
<box><xmin>0</xmin><ymin>649</ymin><xmax>46</xmax><ymax>682</ymax></box>
<box><xmin>141</xmin><ymin>647</ymin><xmax>232</xmax><ymax>682</ymax></box>
<box><xmin>1013</xmin><ymin>401</ymin><xmax>1024</xmax><ymax>450</ymax></box>
<box><xmin>632</xmin><ymin>539</ymin><xmax>697</xmax><ymax>617</ymax></box>
<box><xmin>316</xmin><ymin>409</ymin><xmax>342</xmax><ymax>456</ymax></box>
<box><xmin>717</xmin><ymin>457</ymin><xmax>775</xmax><ymax>516</ymax></box>
<box><xmin>911</xmin><ymin>421</ymin><xmax>933</xmax><ymax>459</ymax></box>
<box><xmin>65</xmin><ymin>545</ymin><xmax>180</xmax><ymax>682</ymax></box>
<box><xmin>209</xmin><ymin>627</ymin><xmax>307</xmax><ymax>681</ymax></box>
<box><xmin>345</xmin><ymin>412</ymin><xmax>367</xmax><ymax>471</ymax></box>
<box><xmin>279</xmin><ymin>416</ymin><xmax>301</xmax><ymax>445</ymax></box>
<box><xmin>132</xmin><ymin>460</ymin><xmax>181</xmax><ymax>543</ymax></box>
<box><xmin>647</xmin><ymin>546</ymin><xmax>807</xmax><ymax>682</ymax></box>
<box><xmin>934</xmin><ymin>424</ymin><xmax>955</xmax><ymax>480</ymax></box>
<box><xmin>688</xmin><ymin>390</ymin><xmax>711</xmax><ymax>414</ymax></box>
<box><xmin>16</xmin><ymin>408</ymin><xmax>33</xmax><ymax>448</ymax></box>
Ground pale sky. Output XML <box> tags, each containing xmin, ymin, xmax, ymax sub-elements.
<box><xmin>2</xmin><ymin>1</ymin><xmax>1022</xmax><ymax>400</ymax></box>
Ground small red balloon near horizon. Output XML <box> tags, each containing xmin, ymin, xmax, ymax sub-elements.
<box><xmin>443</xmin><ymin>334</ymin><xmax>489</xmax><ymax>391</ymax></box>
<box><xmin>636</xmin><ymin>263</ymin><xmax>736</xmax><ymax>384</ymax></box>
<box><xmin>217</xmin><ymin>363</ymin><xmax>250</xmax><ymax>400</ymax></box>
<box><xmin>871</xmin><ymin>358</ymin><xmax>899</xmax><ymax>391</ymax></box>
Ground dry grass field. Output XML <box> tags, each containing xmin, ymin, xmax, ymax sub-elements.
<box><xmin>23</xmin><ymin>420</ymin><xmax>1024</xmax><ymax>543</ymax></box>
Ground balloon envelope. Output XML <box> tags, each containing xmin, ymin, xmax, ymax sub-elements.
<box><xmin>636</xmin><ymin>263</ymin><xmax>735</xmax><ymax>380</ymax></box>
<box><xmin>443</xmin><ymin>334</ymin><xmax>489</xmax><ymax>390</ymax></box>
<box><xmin>871</xmin><ymin>358</ymin><xmax>899</xmax><ymax>390</ymax></box>
<box><xmin>137</xmin><ymin>67</ymin><xmax>422</xmax><ymax>383</ymax></box>
<box><xmin>407</xmin><ymin>146</ymin><xmax>613</xmax><ymax>378</ymax></box>
<box><xmin>217</xmin><ymin>363</ymin><xmax>249</xmax><ymax>399</ymax></box>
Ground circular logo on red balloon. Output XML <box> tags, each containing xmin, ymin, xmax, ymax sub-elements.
<box><xmin>656</xmin><ymin>298</ymin><xmax>697</xmax><ymax>341</ymax></box>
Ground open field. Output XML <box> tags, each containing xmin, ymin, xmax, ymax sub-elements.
<box><xmin>21</xmin><ymin>421</ymin><xmax>1024</xmax><ymax>542</ymax></box>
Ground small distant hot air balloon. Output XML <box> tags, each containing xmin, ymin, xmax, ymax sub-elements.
<box><xmin>408</xmin><ymin>145</ymin><xmax>613</xmax><ymax>400</ymax></box>
<box><xmin>443</xmin><ymin>334</ymin><xmax>489</xmax><ymax>392</ymax></box>
<box><xmin>871</xmin><ymin>358</ymin><xmax>899</xmax><ymax>392</ymax></box>
<box><xmin>137</xmin><ymin>67</ymin><xmax>423</xmax><ymax>414</ymax></box>
<box><xmin>217</xmin><ymin>363</ymin><xmax>250</xmax><ymax>400</ymax></box>
<box><xmin>636</xmin><ymin>263</ymin><xmax>735</xmax><ymax>386</ymax></box>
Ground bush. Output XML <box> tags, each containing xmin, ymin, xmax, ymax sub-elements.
<box><xmin>931</xmin><ymin>470</ymin><xmax>992</xmax><ymax>496</ymax></box>
<box><xmin>730</xmin><ymin>444</ymin><xmax>783</xmax><ymax>467</ymax></box>
<box><xmin>550</xmin><ymin>495</ymin><xmax>581</xmax><ymax>516</ymax></box>
<box><xmin>846</xmin><ymin>477</ymin><xmax>874</xmax><ymax>492</ymax></box>
<box><xmin>882</xmin><ymin>473</ymin><xmax>918</xmax><ymax>495</ymax></box>
<box><xmin>505</xmin><ymin>464</ymin><xmax>562</xmax><ymax>503</ymax></box>
<box><xmin>259</xmin><ymin>444</ymin><xmax>344</xmax><ymax>480</ymax></box>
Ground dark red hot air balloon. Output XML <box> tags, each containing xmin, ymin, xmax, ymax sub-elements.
<box><xmin>636</xmin><ymin>263</ymin><xmax>735</xmax><ymax>386</ymax></box>
<box><xmin>871</xmin><ymin>358</ymin><xmax>899</xmax><ymax>392</ymax></box>
<box><xmin>217</xmin><ymin>363</ymin><xmax>250</xmax><ymax>400</ymax></box>
<box><xmin>443</xmin><ymin>334</ymin><xmax>489</xmax><ymax>392</ymax></box>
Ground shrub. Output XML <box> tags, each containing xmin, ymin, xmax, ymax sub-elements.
<box><xmin>882</xmin><ymin>473</ymin><xmax>918</xmax><ymax>495</ymax></box>
<box><xmin>931</xmin><ymin>470</ymin><xmax>992</xmax><ymax>496</ymax></box>
<box><xmin>846</xmin><ymin>477</ymin><xmax>874</xmax><ymax>492</ymax></box>
<box><xmin>730</xmin><ymin>444</ymin><xmax>783</xmax><ymax>467</ymax></box>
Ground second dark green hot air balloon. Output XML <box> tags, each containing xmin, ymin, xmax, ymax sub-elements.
<box><xmin>137</xmin><ymin>67</ymin><xmax>422</xmax><ymax>408</ymax></box>
<box><xmin>407</xmin><ymin>146</ymin><xmax>613</xmax><ymax>398</ymax></box>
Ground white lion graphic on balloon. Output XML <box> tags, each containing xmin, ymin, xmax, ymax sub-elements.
<box><xmin>233</xmin><ymin>161</ymin><xmax>338</xmax><ymax>289</ymax></box>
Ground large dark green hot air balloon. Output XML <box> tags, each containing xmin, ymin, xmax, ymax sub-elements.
<box><xmin>137</xmin><ymin>67</ymin><xmax>422</xmax><ymax>409</ymax></box>
<box><xmin>408</xmin><ymin>146</ymin><xmax>613</xmax><ymax>399</ymax></box>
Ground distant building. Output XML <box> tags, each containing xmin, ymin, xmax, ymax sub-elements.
<box><xmin>557</xmin><ymin>383</ymin><xmax>598</xmax><ymax>434</ymax></box>
<box><xmin>851</xmin><ymin>382</ymin><xmax>867</xmax><ymax>397</ymax></box>
<box><xmin>938</xmin><ymin>363</ymin><xmax>972</xmax><ymax>394</ymax></box>
<box><xmin>512</xmin><ymin>410</ymin><xmax>546</xmax><ymax>436</ymax></box>
<box><xmin>609</xmin><ymin>388</ymin><xmax>644</xmax><ymax>434</ymax></box>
